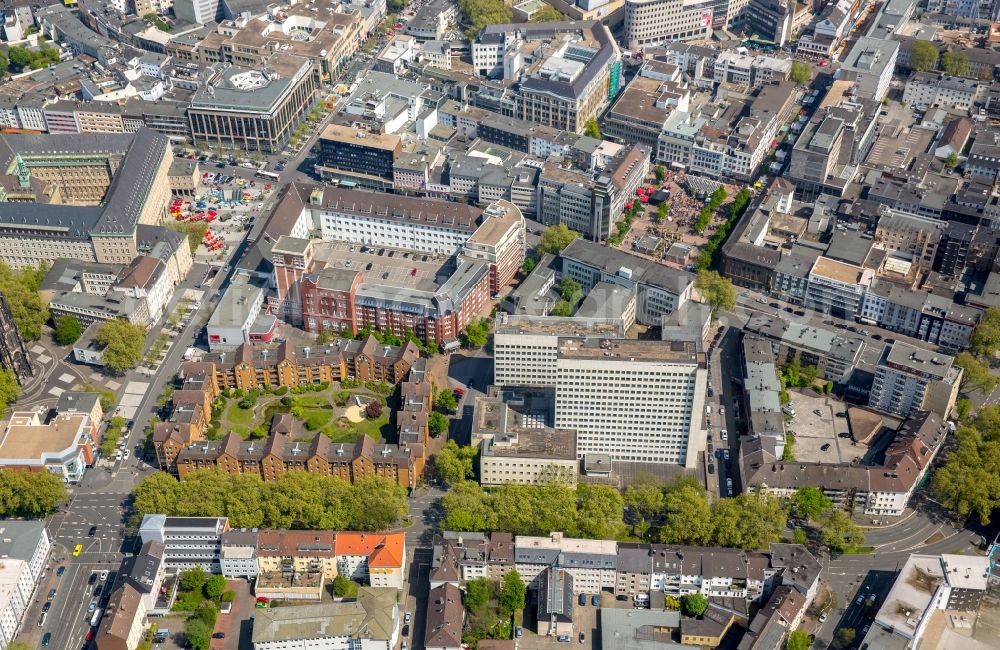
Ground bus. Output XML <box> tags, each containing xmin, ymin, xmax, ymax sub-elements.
<box><xmin>255</xmin><ymin>170</ymin><xmax>280</xmax><ymax>181</ymax></box>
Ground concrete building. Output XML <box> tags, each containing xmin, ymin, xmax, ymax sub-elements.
<box><xmin>251</xmin><ymin>589</ymin><xmax>400</xmax><ymax>650</ymax></box>
<box><xmin>0</xmin><ymin>411</ymin><xmax>97</xmax><ymax>482</ymax></box>
<box><xmin>866</xmin><ymin>553</ymin><xmax>990</xmax><ymax>648</ymax></box>
<box><xmin>838</xmin><ymin>37</ymin><xmax>898</xmax><ymax>103</ymax></box>
<box><xmin>316</xmin><ymin>125</ymin><xmax>402</xmax><ymax>188</ymax></box>
<box><xmin>188</xmin><ymin>57</ymin><xmax>319</xmax><ymax>154</ymax></box>
<box><xmin>206</xmin><ymin>273</ymin><xmax>270</xmax><ymax>352</ymax></box>
<box><xmin>869</xmin><ymin>341</ymin><xmax>962</xmax><ymax>418</ymax></box>
<box><xmin>472</xmin><ymin>22</ymin><xmax>621</xmax><ymax>133</ymax></box>
<box><xmin>561</xmin><ymin>238</ymin><xmax>694</xmax><ymax>325</ymax></box>
<box><xmin>479</xmin><ymin>428</ymin><xmax>578</xmax><ymax>486</ymax></box>
<box><xmin>0</xmin><ymin>129</ymin><xmax>173</xmax><ymax>269</ymax></box>
<box><xmin>493</xmin><ymin>315</ymin><xmax>706</xmax><ymax>467</ymax></box>
<box><xmin>137</xmin><ymin>515</ymin><xmax>230</xmax><ymax>572</ymax></box>
<box><xmin>744</xmin><ymin>313</ymin><xmax>864</xmax><ymax>382</ymax></box>
<box><xmin>803</xmin><ymin>256</ymin><xmax>873</xmax><ymax>320</ymax></box>
<box><xmin>176</xmin><ymin>432</ymin><xmax>425</xmax><ymax>490</ymax></box>
<box><xmin>903</xmin><ymin>73</ymin><xmax>985</xmax><ymax>110</ymax></box>
<box><xmin>0</xmin><ymin>521</ymin><xmax>51</xmax><ymax>650</ymax></box>
<box><xmin>623</xmin><ymin>0</ymin><xmax>714</xmax><ymax>47</ymax></box>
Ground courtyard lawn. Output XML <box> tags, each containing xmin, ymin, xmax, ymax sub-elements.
<box><xmin>224</xmin><ymin>400</ymin><xmax>255</xmax><ymax>436</ymax></box>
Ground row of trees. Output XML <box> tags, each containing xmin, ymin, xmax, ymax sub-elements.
<box><xmin>130</xmin><ymin>469</ymin><xmax>409</xmax><ymax>531</ymax></box>
<box><xmin>0</xmin><ymin>369</ymin><xmax>21</xmax><ymax>420</ymax></box>
<box><xmin>0</xmin><ymin>470</ymin><xmax>68</xmax><ymax>518</ymax></box>
<box><xmin>695</xmin><ymin>187</ymin><xmax>752</xmax><ymax>270</ymax></box>
<box><xmin>0</xmin><ymin>261</ymin><xmax>49</xmax><ymax>341</ymax></box>
<box><xmin>441</xmin><ymin>475</ymin><xmax>790</xmax><ymax>550</ymax></box>
<box><xmin>909</xmin><ymin>41</ymin><xmax>977</xmax><ymax>78</ymax></box>
<box><xmin>694</xmin><ymin>270</ymin><xmax>736</xmax><ymax>318</ymax></box>
<box><xmin>443</xmin><ymin>481</ymin><xmax>630</xmax><ymax>540</ymax></box>
<box><xmin>3</xmin><ymin>45</ymin><xmax>61</xmax><ymax>74</ymax></box>
<box><xmin>932</xmin><ymin>404</ymin><xmax>1000</xmax><ymax>524</ymax></box>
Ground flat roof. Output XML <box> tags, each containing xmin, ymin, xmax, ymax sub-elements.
<box><xmin>483</xmin><ymin>428</ymin><xmax>576</xmax><ymax>460</ymax></box>
<box><xmin>810</xmin><ymin>256</ymin><xmax>867</xmax><ymax>285</ymax></box>
<box><xmin>320</xmin><ymin>124</ymin><xmax>402</xmax><ymax>151</ymax></box>
<box><xmin>0</xmin><ymin>413</ymin><xmax>87</xmax><ymax>461</ymax></box>
<box><xmin>495</xmin><ymin>314</ymin><xmax>624</xmax><ymax>337</ymax></box>
<box><xmin>557</xmin><ymin>337</ymin><xmax>699</xmax><ymax>364</ymax></box>
<box><xmin>883</xmin><ymin>340</ymin><xmax>955</xmax><ymax>380</ymax></box>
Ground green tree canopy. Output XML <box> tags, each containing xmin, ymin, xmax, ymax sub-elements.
<box><xmin>789</xmin><ymin>61</ymin><xmax>812</xmax><ymax>85</ymax></box>
<box><xmin>54</xmin><ymin>314</ymin><xmax>83</xmax><ymax>345</ymax></box>
<box><xmin>832</xmin><ymin>628</ymin><xmax>856</xmax><ymax>650</ymax></box>
<box><xmin>790</xmin><ymin>487</ymin><xmax>832</xmax><ymax>520</ymax></box>
<box><xmin>435</xmin><ymin>440</ymin><xmax>477</xmax><ymax>486</ymax></box>
<box><xmin>681</xmin><ymin>592</ymin><xmax>708</xmax><ymax>617</ymax></box>
<box><xmin>499</xmin><ymin>570</ymin><xmax>526</xmax><ymax>613</ymax></box>
<box><xmin>696</xmin><ymin>269</ymin><xmax>736</xmax><ymax>317</ymax></box>
<box><xmin>458</xmin><ymin>0</ymin><xmax>512</xmax><ymax>37</ymax></box>
<box><xmin>941</xmin><ymin>50</ymin><xmax>970</xmax><ymax>77</ymax></box>
<box><xmin>0</xmin><ymin>469</ymin><xmax>67</xmax><ymax>517</ymax></box>
<box><xmin>944</xmin><ymin>152</ymin><xmax>959</xmax><ymax>170</ymax></box>
<box><xmin>786</xmin><ymin>629</ymin><xmax>812</xmax><ymax>650</ymax></box>
<box><xmin>130</xmin><ymin>470</ymin><xmax>408</xmax><ymax>530</ymax></box>
<box><xmin>184</xmin><ymin>618</ymin><xmax>212</xmax><ymax>650</ymax></box>
<box><xmin>429</xmin><ymin>411</ymin><xmax>450</xmax><ymax>437</ymax></box>
<box><xmin>575</xmin><ymin>484</ymin><xmax>626</xmax><ymax>539</ymax></box>
<box><xmin>179</xmin><ymin>566</ymin><xmax>207</xmax><ymax>592</ymax></box>
<box><xmin>970</xmin><ymin>307</ymin><xmax>1000</xmax><ymax>357</ymax></box>
<box><xmin>463</xmin><ymin>577</ymin><xmax>492</xmax><ymax>613</ymax></box>
<box><xmin>435</xmin><ymin>387</ymin><xmax>458</xmax><ymax>413</ymax></box>
<box><xmin>333</xmin><ymin>574</ymin><xmax>359</xmax><ymax>597</ymax></box>
<box><xmin>0</xmin><ymin>261</ymin><xmax>49</xmax><ymax>340</ymax></box>
<box><xmin>659</xmin><ymin>476</ymin><xmax>714</xmax><ymax>545</ymax></box>
<box><xmin>955</xmin><ymin>351</ymin><xmax>998</xmax><ymax>394</ymax></box>
<box><xmin>583</xmin><ymin>116</ymin><xmax>602</xmax><ymax>139</ymax></box>
<box><xmin>461</xmin><ymin>318</ymin><xmax>490</xmax><ymax>348</ymax></box>
<box><xmin>711</xmin><ymin>492</ymin><xmax>787</xmax><ymax>549</ymax></box>
<box><xmin>932</xmin><ymin>405</ymin><xmax>1000</xmax><ymax>524</ymax></box>
<box><xmin>654</xmin><ymin>165</ymin><xmax>666</xmax><ymax>183</ymax></box>
<box><xmin>538</xmin><ymin>223</ymin><xmax>580</xmax><ymax>255</ymax></box>
<box><xmin>956</xmin><ymin>398</ymin><xmax>973</xmax><ymax>422</ymax></box>
<box><xmin>204</xmin><ymin>574</ymin><xmax>227</xmax><ymax>599</ymax></box>
<box><xmin>0</xmin><ymin>369</ymin><xmax>21</xmax><ymax>419</ymax></box>
<box><xmin>909</xmin><ymin>40</ymin><xmax>939</xmax><ymax>72</ymax></box>
<box><xmin>819</xmin><ymin>510</ymin><xmax>865</xmax><ymax>553</ymax></box>
<box><xmin>530</xmin><ymin>4</ymin><xmax>565</xmax><ymax>21</ymax></box>
<box><xmin>95</xmin><ymin>319</ymin><xmax>146</xmax><ymax>374</ymax></box>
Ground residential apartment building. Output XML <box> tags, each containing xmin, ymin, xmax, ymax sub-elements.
<box><xmin>623</xmin><ymin>0</ymin><xmax>714</xmax><ymax>47</ymax></box>
<box><xmin>0</xmin><ymin>521</ymin><xmax>51</xmax><ymax>650</ymax></box>
<box><xmin>873</xmin><ymin>210</ymin><xmax>945</xmax><ymax>275</ymax></box>
<box><xmin>95</xmin><ymin>583</ymin><xmax>147</xmax><ymax>650</ymax></box>
<box><xmin>515</xmin><ymin>533</ymin><xmax>618</xmax><ymax>593</ymax></box>
<box><xmin>175</xmin><ymin>432</ymin><xmax>425</xmax><ymax>490</ymax></box>
<box><xmin>138</xmin><ymin>515</ymin><xmax>230</xmax><ymax>573</ymax></box>
<box><xmin>869</xmin><ymin>341</ymin><xmax>962</xmax><ymax>418</ymax></box>
<box><xmin>604</xmin><ymin>62</ymin><xmax>689</xmax><ymax>151</ymax></box>
<box><xmin>744</xmin><ymin>313</ymin><xmax>864</xmax><ymax>382</ymax></box>
<box><xmin>903</xmin><ymin>73</ymin><xmax>985</xmax><ymax>110</ymax></box>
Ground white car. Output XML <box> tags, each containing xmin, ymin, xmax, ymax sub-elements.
<box><xmin>719</xmin><ymin>406</ymin><xmax>725</xmax><ymax>415</ymax></box>
<box><xmin>123</xmin><ymin>450</ymin><xmax>130</xmax><ymax>460</ymax></box>
<box><xmin>720</xmin><ymin>430</ymin><xmax>728</xmax><ymax>441</ymax></box>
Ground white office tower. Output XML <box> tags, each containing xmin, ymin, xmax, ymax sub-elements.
<box><xmin>623</xmin><ymin>0</ymin><xmax>714</xmax><ymax>48</ymax></box>
<box><xmin>494</xmin><ymin>315</ymin><xmax>707</xmax><ymax>468</ymax></box>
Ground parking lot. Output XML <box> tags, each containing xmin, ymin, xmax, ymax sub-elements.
<box><xmin>311</xmin><ymin>241</ymin><xmax>450</xmax><ymax>292</ymax></box>
<box><xmin>785</xmin><ymin>391</ymin><xmax>860</xmax><ymax>464</ymax></box>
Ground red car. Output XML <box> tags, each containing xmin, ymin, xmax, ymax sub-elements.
<box><xmin>453</xmin><ymin>387</ymin><xmax>465</xmax><ymax>398</ymax></box>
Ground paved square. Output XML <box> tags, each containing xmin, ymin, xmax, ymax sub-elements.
<box><xmin>106</xmin><ymin>380</ymin><xmax>121</xmax><ymax>390</ymax></box>
<box><xmin>119</xmin><ymin>406</ymin><xmax>138</xmax><ymax>418</ymax></box>
<box><xmin>36</xmin><ymin>354</ymin><xmax>51</xmax><ymax>363</ymax></box>
<box><xmin>58</xmin><ymin>373</ymin><xmax>76</xmax><ymax>384</ymax></box>
<box><xmin>124</xmin><ymin>381</ymin><xmax>149</xmax><ymax>395</ymax></box>
<box><xmin>120</xmin><ymin>393</ymin><xmax>143</xmax><ymax>407</ymax></box>
<box><xmin>48</xmin><ymin>387</ymin><xmax>65</xmax><ymax>397</ymax></box>
<box><xmin>30</xmin><ymin>345</ymin><xmax>45</xmax><ymax>354</ymax></box>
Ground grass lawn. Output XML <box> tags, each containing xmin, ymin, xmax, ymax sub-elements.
<box><xmin>224</xmin><ymin>400</ymin><xmax>256</xmax><ymax>435</ymax></box>
<box><xmin>321</xmin><ymin>412</ymin><xmax>390</xmax><ymax>442</ymax></box>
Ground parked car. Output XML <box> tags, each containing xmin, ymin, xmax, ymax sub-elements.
<box><xmin>821</xmin><ymin>443</ymin><xmax>831</xmax><ymax>451</ymax></box>
<box><xmin>592</xmin><ymin>594</ymin><xmax>599</xmax><ymax>606</ymax></box>
<box><xmin>56</xmin><ymin>566</ymin><xmax>65</xmax><ymax>577</ymax></box>
<box><xmin>579</xmin><ymin>593</ymin><xmax>587</xmax><ymax>606</ymax></box>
